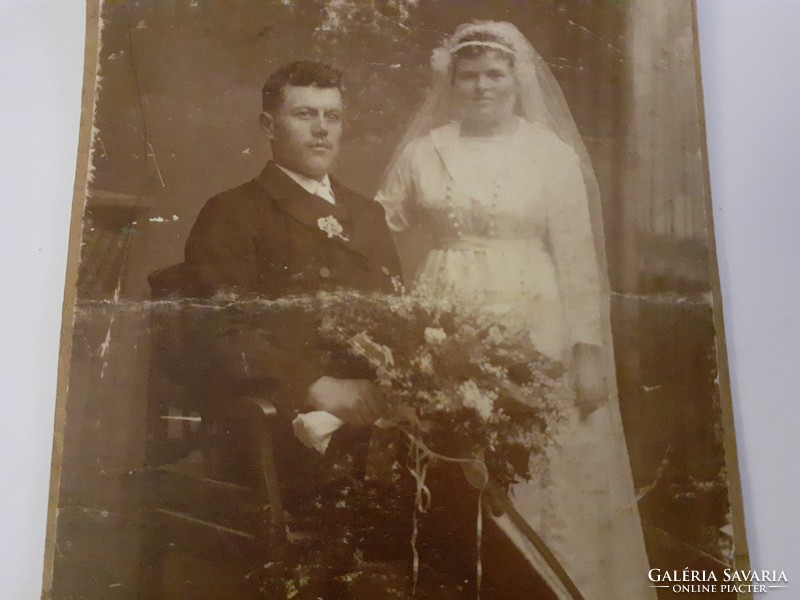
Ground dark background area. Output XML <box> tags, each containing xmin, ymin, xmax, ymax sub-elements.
<box><xmin>51</xmin><ymin>1</ymin><xmax>733</xmax><ymax>598</ymax></box>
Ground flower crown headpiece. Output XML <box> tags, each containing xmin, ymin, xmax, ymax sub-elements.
<box><xmin>430</xmin><ymin>21</ymin><xmax>531</xmax><ymax>74</ymax></box>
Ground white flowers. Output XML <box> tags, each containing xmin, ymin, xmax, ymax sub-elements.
<box><xmin>487</xmin><ymin>326</ymin><xmax>505</xmax><ymax>345</ymax></box>
<box><xmin>317</xmin><ymin>215</ymin><xmax>349</xmax><ymax>241</ymax></box>
<box><xmin>458</xmin><ymin>380</ymin><xmax>497</xmax><ymax>421</ymax></box>
<box><xmin>430</xmin><ymin>45</ymin><xmax>451</xmax><ymax>73</ymax></box>
<box><xmin>423</xmin><ymin>327</ymin><xmax>447</xmax><ymax>345</ymax></box>
<box><xmin>416</xmin><ymin>352</ymin><xmax>435</xmax><ymax>375</ymax></box>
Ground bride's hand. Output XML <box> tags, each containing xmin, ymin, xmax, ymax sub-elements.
<box><xmin>573</xmin><ymin>344</ymin><xmax>608</xmax><ymax>420</ymax></box>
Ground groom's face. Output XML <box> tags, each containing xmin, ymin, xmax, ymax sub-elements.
<box><xmin>261</xmin><ymin>85</ymin><xmax>343</xmax><ymax>181</ymax></box>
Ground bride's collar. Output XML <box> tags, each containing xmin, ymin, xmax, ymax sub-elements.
<box><xmin>430</xmin><ymin>117</ymin><xmax>525</xmax><ymax>180</ymax></box>
<box><xmin>458</xmin><ymin>115</ymin><xmax>522</xmax><ymax>139</ymax></box>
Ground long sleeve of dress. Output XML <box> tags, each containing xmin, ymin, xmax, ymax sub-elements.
<box><xmin>546</xmin><ymin>145</ymin><xmax>604</xmax><ymax>349</ymax></box>
<box><xmin>374</xmin><ymin>140</ymin><xmax>419</xmax><ymax>233</ymax></box>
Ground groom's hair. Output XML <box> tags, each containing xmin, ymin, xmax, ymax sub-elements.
<box><xmin>262</xmin><ymin>61</ymin><xmax>344</xmax><ymax>112</ymax></box>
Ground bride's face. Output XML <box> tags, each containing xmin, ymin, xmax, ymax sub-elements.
<box><xmin>452</xmin><ymin>51</ymin><xmax>518</xmax><ymax>126</ymax></box>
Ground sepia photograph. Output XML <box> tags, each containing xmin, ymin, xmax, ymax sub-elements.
<box><xmin>40</xmin><ymin>1</ymin><xmax>752</xmax><ymax>598</ymax></box>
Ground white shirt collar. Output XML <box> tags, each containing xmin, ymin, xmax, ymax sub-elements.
<box><xmin>275</xmin><ymin>164</ymin><xmax>336</xmax><ymax>205</ymax></box>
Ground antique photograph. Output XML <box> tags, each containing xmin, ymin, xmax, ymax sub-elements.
<box><xmin>43</xmin><ymin>1</ymin><xmax>748</xmax><ymax>598</ymax></box>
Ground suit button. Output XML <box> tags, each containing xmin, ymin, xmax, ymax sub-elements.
<box><xmin>319</xmin><ymin>267</ymin><xmax>331</xmax><ymax>279</ymax></box>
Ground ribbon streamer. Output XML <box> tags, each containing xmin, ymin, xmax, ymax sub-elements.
<box><xmin>476</xmin><ymin>492</ymin><xmax>483</xmax><ymax>600</ymax></box>
<box><xmin>400</xmin><ymin>423</ymin><xmax>488</xmax><ymax>598</ymax></box>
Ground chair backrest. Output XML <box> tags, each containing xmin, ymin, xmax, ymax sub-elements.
<box><xmin>147</xmin><ymin>262</ymin><xmax>209</xmax><ymax>299</ymax></box>
<box><xmin>146</xmin><ymin>263</ymin><xmax>205</xmax><ymax>465</ymax></box>
<box><xmin>140</xmin><ymin>264</ymin><xmax>286</xmax><ymax>596</ymax></box>
<box><xmin>147</xmin><ymin>263</ymin><xmax>213</xmax><ymax>401</ymax></box>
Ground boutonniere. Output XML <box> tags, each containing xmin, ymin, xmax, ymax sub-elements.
<box><xmin>317</xmin><ymin>215</ymin><xmax>349</xmax><ymax>242</ymax></box>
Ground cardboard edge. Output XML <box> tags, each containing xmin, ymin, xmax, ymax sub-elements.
<box><xmin>40</xmin><ymin>1</ymin><xmax>103</xmax><ymax>598</ymax></box>
<box><xmin>690</xmin><ymin>1</ymin><xmax>752</xmax><ymax>595</ymax></box>
<box><xmin>36</xmin><ymin>2</ymin><xmax>753</xmax><ymax>596</ymax></box>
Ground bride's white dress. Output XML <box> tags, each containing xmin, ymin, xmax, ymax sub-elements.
<box><xmin>377</xmin><ymin>118</ymin><xmax>655</xmax><ymax>599</ymax></box>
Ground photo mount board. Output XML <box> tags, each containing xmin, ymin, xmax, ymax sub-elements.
<box><xmin>43</xmin><ymin>2</ymin><xmax>751</xmax><ymax>598</ymax></box>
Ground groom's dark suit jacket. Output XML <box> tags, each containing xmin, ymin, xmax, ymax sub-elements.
<box><xmin>183</xmin><ymin>161</ymin><xmax>401</xmax><ymax>497</ymax></box>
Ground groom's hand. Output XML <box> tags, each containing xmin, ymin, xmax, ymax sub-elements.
<box><xmin>307</xmin><ymin>376</ymin><xmax>384</xmax><ymax>427</ymax></box>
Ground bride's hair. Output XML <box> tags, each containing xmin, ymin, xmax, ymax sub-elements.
<box><xmin>452</xmin><ymin>31</ymin><xmax>516</xmax><ymax>63</ymax></box>
<box><xmin>450</xmin><ymin>31</ymin><xmax>516</xmax><ymax>85</ymax></box>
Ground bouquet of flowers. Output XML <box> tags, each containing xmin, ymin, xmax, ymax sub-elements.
<box><xmin>245</xmin><ymin>288</ymin><xmax>574</xmax><ymax>597</ymax></box>
<box><xmin>293</xmin><ymin>288</ymin><xmax>573</xmax><ymax>490</ymax></box>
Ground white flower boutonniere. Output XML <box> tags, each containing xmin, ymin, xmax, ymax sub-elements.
<box><xmin>317</xmin><ymin>215</ymin><xmax>349</xmax><ymax>242</ymax></box>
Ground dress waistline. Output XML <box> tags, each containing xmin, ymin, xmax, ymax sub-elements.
<box><xmin>435</xmin><ymin>236</ymin><xmax>545</xmax><ymax>253</ymax></box>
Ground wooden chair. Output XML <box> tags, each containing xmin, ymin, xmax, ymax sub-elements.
<box><xmin>139</xmin><ymin>263</ymin><xmax>286</xmax><ymax>598</ymax></box>
<box><xmin>138</xmin><ymin>265</ymin><xmax>579</xmax><ymax>599</ymax></box>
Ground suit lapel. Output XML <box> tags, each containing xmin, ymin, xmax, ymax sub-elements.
<box><xmin>256</xmin><ymin>162</ymin><xmax>368</xmax><ymax>259</ymax></box>
<box><xmin>330</xmin><ymin>181</ymin><xmax>382</xmax><ymax>263</ymax></box>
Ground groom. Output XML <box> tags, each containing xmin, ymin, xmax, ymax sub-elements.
<box><xmin>184</xmin><ymin>60</ymin><xmax>401</xmax><ymax>495</ymax></box>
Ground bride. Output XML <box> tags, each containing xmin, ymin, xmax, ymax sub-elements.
<box><xmin>376</xmin><ymin>21</ymin><xmax>655</xmax><ymax>599</ymax></box>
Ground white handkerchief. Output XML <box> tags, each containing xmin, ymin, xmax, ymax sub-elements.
<box><xmin>292</xmin><ymin>411</ymin><xmax>345</xmax><ymax>455</ymax></box>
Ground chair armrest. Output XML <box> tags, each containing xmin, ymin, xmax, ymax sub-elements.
<box><xmin>240</xmin><ymin>396</ymin><xmax>278</xmax><ymax>420</ymax></box>
<box><xmin>235</xmin><ymin>395</ymin><xmax>286</xmax><ymax>545</ymax></box>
